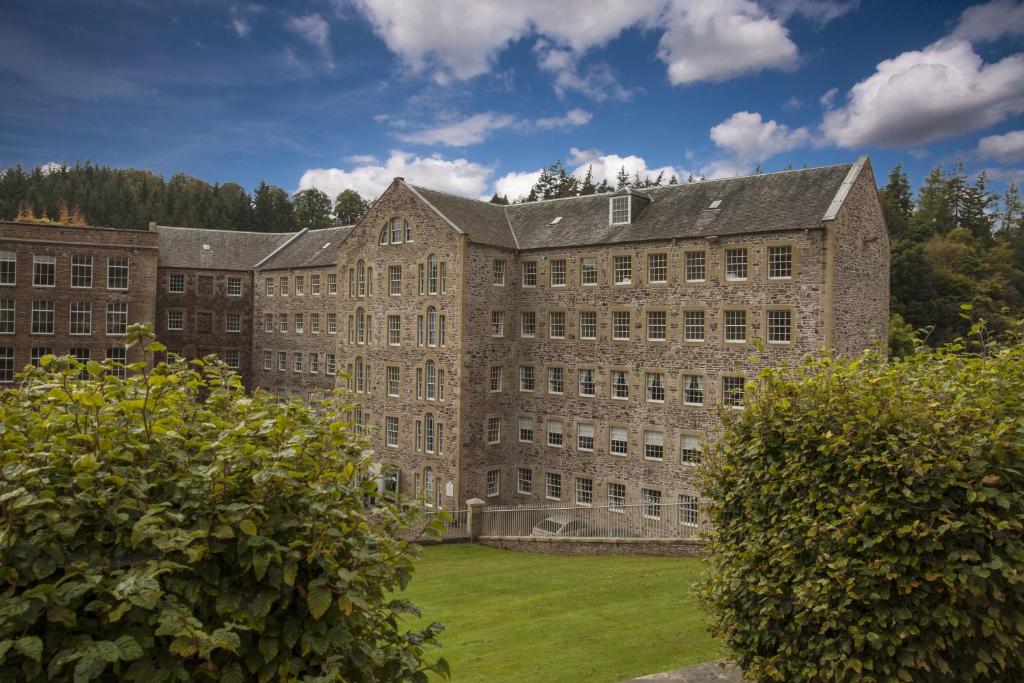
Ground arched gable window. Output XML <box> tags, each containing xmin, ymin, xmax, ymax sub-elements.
<box><xmin>356</xmin><ymin>260</ymin><xmax>366</xmax><ymax>297</ymax></box>
<box><xmin>425</xmin><ymin>361</ymin><xmax>436</xmax><ymax>400</ymax></box>
<box><xmin>356</xmin><ymin>308</ymin><xmax>365</xmax><ymax>344</ymax></box>
<box><xmin>427</xmin><ymin>255</ymin><xmax>438</xmax><ymax>294</ymax></box>
<box><xmin>425</xmin><ymin>413</ymin><xmax>435</xmax><ymax>453</ymax></box>
<box><xmin>427</xmin><ymin>306</ymin><xmax>437</xmax><ymax>347</ymax></box>
<box><xmin>379</xmin><ymin>226</ymin><xmax>389</xmax><ymax>245</ymax></box>
<box><xmin>390</xmin><ymin>217</ymin><xmax>405</xmax><ymax>244</ymax></box>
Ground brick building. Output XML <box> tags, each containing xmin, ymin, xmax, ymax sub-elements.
<box><xmin>336</xmin><ymin>157</ymin><xmax>889</xmax><ymax>513</ymax></box>
<box><xmin>0</xmin><ymin>221</ymin><xmax>160</xmax><ymax>380</ymax></box>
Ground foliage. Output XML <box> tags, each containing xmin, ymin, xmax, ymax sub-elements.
<box><xmin>292</xmin><ymin>188</ymin><xmax>334</xmax><ymax>231</ymax></box>
<box><xmin>699</xmin><ymin>324</ymin><xmax>1024</xmax><ymax>682</ymax></box>
<box><xmin>333</xmin><ymin>189</ymin><xmax>371</xmax><ymax>225</ymax></box>
<box><xmin>0</xmin><ymin>325</ymin><xmax>447</xmax><ymax>682</ymax></box>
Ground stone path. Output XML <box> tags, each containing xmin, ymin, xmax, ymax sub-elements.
<box><xmin>625</xmin><ymin>660</ymin><xmax>741</xmax><ymax>682</ymax></box>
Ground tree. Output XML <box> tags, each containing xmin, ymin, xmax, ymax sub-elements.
<box><xmin>615</xmin><ymin>166</ymin><xmax>631</xmax><ymax>190</ymax></box>
<box><xmin>487</xmin><ymin>193</ymin><xmax>510</xmax><ymax>205</ymax></box>
<box><xmin>0</xmin><ymin>325</ymin><xmax>448</xmax><ymax>681</ymax></box>
<box><xmin>878</xmin><ymin>163</ymin><xmax>913</xmax><ymax>240</ymax></box>
<box><xmin>253</xmin><ymin>181</ymin><xmax>295</xmax><ymax>232</ymax></box>
<box><xmin>334</xmin><ymin>188</ymin><xmax>371</xmax><ymax>224</ymax></box>
<box><xmin>292</xmin><ymin>188</ymin><xmax>334</xmax><ymax>231</ymax></box>
<box><xmin>579</xmin><ymin>166</ymin><xmax>597</xmax><ymax>196</ymax></box>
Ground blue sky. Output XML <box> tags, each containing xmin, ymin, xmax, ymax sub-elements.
<box><xmin>2</xmin><ymin>0</ymin><xmax>1023</xmax><ymax>202</ymax></box>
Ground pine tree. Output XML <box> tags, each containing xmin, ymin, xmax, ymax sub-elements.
<box><xmin>579</xmin><ymin>166</ymin><xmax>597</xmax><ymax>196</ymax></box>
<box><xmin>879</xmin><ymin>163</ymin><xmax>913</xmax><ymax>240</ymax></box>
<box><xmin>488</xmin><ymin>193</ymin><xmax>510</xmax><ymax>205</ymax></box>
<box><xmin>615</xmin><ymin>166</ymin><xmax>630</xmax><ymax>190</ymax></box>
<box><xmin>912</xmin><ymin>166</ymin><xmax>953</xmax><ymax>238</ymax></box>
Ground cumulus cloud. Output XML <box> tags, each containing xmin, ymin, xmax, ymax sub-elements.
<box><xmin>702</xmin><ymin>111</ymin><xmax>809</xmax><ymax>176</ymax></box>
<box><xmin>819</xmin><ymin>87</ymin><xmax>838</xmax><ymax>107</ymax></box>
<box><xmin>951</xmin><ymin>0</ymin><xmax>1024</xmax><ymax>42</ymax></box>
<box><xmin>977</xmin><ymin>130</ymin><xmax>1024</xmax><ymax>164</ymax></box>
<box><xmin>390</xmin><ymin>109</ymin><xmax>591</xmax><ymax>147</ymax></box>
<box><xmin>536</xmin><ymin>108</ymin><xmax>593</xmax><ymax>129</ymax></box>
<box><xmin>285</xmin><ymin>13</ymin><xmax>333</xmax><ymax>66</ymax></box>
<box><xmin>230</xmin><ymin>17</ymin><xmax>251</xmax><ymax>37</ymax></box>
<box><xmin>494</xmin><ymin>169</ymin><xmax>543</xmax><ymax>202</ymax></box>
<box><xmin>783</xmin><ymin>96</ymin><xmax>803</xmax><ymax>110</ymax></box>
<box><xmin>297</xmin><ymin>150</ymin><xmax>493</xmax><ymax>199</ymax></box>
<box><xmin>534</xmin><ymin>41</ymin><xmax>633</xmax><ymax>101</ymax></box>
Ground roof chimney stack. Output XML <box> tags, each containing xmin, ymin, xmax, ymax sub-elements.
<box><xmin>148</xmin><ymin>221</ymin><xmax>157</xmax><ymax>231</ymax></box>
<box><xmin>394</xmin><ymin>176</ymin><xmax>405</xmax><ymax>182</ymax></box>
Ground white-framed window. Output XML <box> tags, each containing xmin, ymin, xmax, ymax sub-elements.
<box><xmin>440</xmin><ymin>261</ymin><xmax>447</xmax><ymax>294</ymax></box>
<box><xmin>643</xmin><ymin>488</ymin><xmax>662</xmax><ymax>519</ymax></box>
<box><xmin>277</xmin><ymin>351</ymin><xmax>286</xmax><ymax>371</ymax></box>
<box><xmin>647</xmin><ymin>311</ymin><xmax>666</xmax><ymax>341</ymax></box>
<box><xmin>71</xmin><ymin>255</ymin><xmax>93</xmax><ymax>288</ymax></box>
<box><xmin>67</xmin><ymin>301</ymin><xmax>91</xmax><ymax>335</ymax></box>
<box><xmin>388</xmin><ymin>315</ymin><xmax>401</xmax><ymax>345</ymax></box>
<box><xmin>325</xmin><ymin>353</ymin><xmax>336</xmax><ymax>375</ymax></box>
<box><xmin>224</xmin><ymin>350</ymin><xmax>240</xmax><ymax>370</ymax></box>
<box><xmin>328</xmin><ymin>273</ymin><xmax>337</xmax><ymax>294</ymax></box>
<box><xmin>107</xmin><ymin>256</ymin><xmax>129</xmax><ymax>290</ymax></box>
<box><xmin>577</xmin><ymin>423</ymin><xmax>594</xmax><ymax>451</ymax></box>
<box><xmin>279</xmin><ymin>313</ymin><xmax>288</xmax><ymax>333</ymax></box>
<box><xmin>549</xmin><ymin>311</ymin><xmax>565</xmax><ymax>339</ymax></box>
<box><xmin>684</xmin><ymin>251</ymin><xmax>706</xmax><ymax>282</ymax></box>
<box><xmin>1</xmin><ymin>347</ymin><xmax>16</xmax><ymax>380</ymax></box>
<box><xmin>386</xmin><ymin>366</ymin><xmax>400</xmax><ymax>396</ymax></box>
<box><xmin>548</xmin><ymin>366</ymin><xmax>564</xmax><ymax>394</ymax></box>
<box><xmin>389</xmin><ymin>265</ymin><xmax>402</xmax><ymax>296</ymax></box>
<box><xmin>487</xmin><ymin>469</ymin><xmax>500</xmax><ymax>497</ymax></box>
<box><xmin>263</xmin><ymin>313</ymin><xmax>273</xmax><ymax>332</ymax></box>
<box><xmin>280</xmin><ymin>275</ymin><xmax>289</xmax><ymax>296</ymax></box>
<box><xmin>768</xmin><ymin>245</ymin><xmax>793</xmax><ymax>279</ymax></box>
<box><xmin>550</xmin><ymin>259</ymin><xmax>566</xmax><ymax>286</ymax></box>
<box><xmin>31</xmin><ymin>300</ymin><xmax>54</xmax><ymax>335</ymax></box>
<box><xmin>355</xmin><ymin>308</ymin><xmax>365</xmax><ymax>344</ymax></box>
<box><xmin>725</xmin><ymin>248</ymin><xmax>748</xmax><ymax>281</ymax></box>
<box><xmin>262</xmin><ymin>350</ymin><xmax>273</xmax><ymax>370</ymax></box>
<box><xmin>608</xmin><ymin>483</ymin><xmax>626</xmax><ymax>509</ymax></box>
<box><xmin>610</xmin><ymin>195</ymin><xmax>630</xmax><ymax>224</ymax></box>
<box><xmin>439</xmin><ymin>314</ymin><xmax>447</xmax><ymax>346</ymax></box>
<box><xmin>426</xmin><ymin>307</ymin><xmax>437</xmax><ymax>346</ymax></box>
<box><xmin>547</xmin><ymin>420</ymin><xmax>563</xmax><ymax>448</ymax></box>
<box><xmin>225</xmin><ymin>312</ymin><xmax>240</xmax><ymax>333</ymax></box>
<box><xmin>427</xmin><ymin>255</ymin><xmax>438</xmax><ymax>294</ymax></box>
<box><xmin>517</xmin><ymin>468</ymin><xmax>532</xmax><ymax>495</ymax></box>
<box><xmin>611</xmin><ymin>370</ymin><xmax>629</xmax><ymax>400</ymax></box>
<box><xmin>423</xmin><ymin>467</ymin><xmax>434</xmax><ymax>505</ymax></box>
<box><xmin>647</xmin><ymin>253</ymin><xmax>667</xmax><ymax>283</ymax></box>
<box><xmin>310</xmin><ymin>312</ymin><xmax>320</xmax><ymax>334</ymax></box>
<box><xmin>683</xmin><ymin>374</ymin><xmax>704</xmax><ymax>406</ymax></box>
<box><xmin>576</xmin><ymin>478</ymin><xmax>593</xmax><ymax>506</ymax></box>
<box><xmin>386</xmin><ymin>416</ymin><xmax>399</xmax><ymax>447</ymax></box>
<box><xmin>684</xmin><ymin>311</ymin><xmax>705</xmax><ymax>342</ymax></box>
<box><xmin>767</xmin><ymin>309</ymin><xmax>792</xmax><ymax>343</ymax></box>
<box><xmin>519</xmin><ymin>416</ymin><xmax>534</xmax><ymax>443</ymax></box>
<box><xmin>415</xmin><ymin>368</ymin><xmax>423</xmax><ymax>399</ymax></box>
<box><xmin>489</xmin><ymin>366</ymin><xmax>502</xmax><ymax>392</ymax></box>
<box><xmin>294</xmin><ymin>313</ymin><xmax>304</xmax><ymax>334</ymax></box>
<box><xmin>520</xmin><ymin>365</ymin><xmax>535</xmax><ymax>392</ymax></box>
<box><xmin>33</xmin><ymin>255</ymin><xmax>56</xmax><ymax>287</ymax></box>
<box><xmin>680</xmin><ymin>494</ymin><xmax>699</xmax><ymax>527</ymax></box>
<box><xmin>293</xmin><ymin>352</ymin><xmax>303</xmax><ymax>373</ymax></box>
<box><xmin>493</xmin><ymin>260</ymin><xmax>505</xmax><ymax>285</ymax></box>
<box><xmin>0</xmin><ymin>299</ymin><xmax>13</xmax><ymax>334</ymax></box>
<box><xmin>612</xmin><ymin>311</ymin><xmax>630</xmax><ymax>340</ymax></box>
<box><xmin>31</xmin><ymin>346</ymin><xmax>52</xmax><ymax>367</ymax></box>
<box><xmin>580</xmin><ymin>257</ymin><xmax>598</xmax><ymax>285</ymax></box>
<box><xmin>0</xmin><ymin>252</ymin><xmax>16</xmax><ymax>286</ymax></box>
<box><xmin>354</xmin><ymin>357</ymin><xmax>364</xmax><ymax>391</ymax></box>
<box><xmin>724</xmin><ymin>310</ymin><xmax>747</xmax><ymax>343</ymax></box>
<box><xmin>522</xmin><ymin>261</ymin><xmax>537</xmax><ymax>287</ymax></box>
<box><xmin>723</xmin><ymin>376</ymin><xmax>746</xmax><ymax>408</ymax></box>
<box><xmin>166</xmin><ymin>309</ymin><xmax>183</xmax><ymax>331</ymax></box>
<box><xmin>309</xmin><ymin>352</ymin><xmax>319</xmax><ymax>373</ymax></box>
<box><xmin>545</xmin><ymin>472</ymin><xmax>562</xmax><ymax>501</ymax></box>
<box><xmin>609</xmin><ymin>427</ymin><xmax>628</xmax><ymax>456</ymax></box>
<box><xmin>578</xmin><ymin>368</ymin><xmax>596</xmax><ymax>397</ymax></box>
<box><xmin>264</xmin><ymin>277</ymin><xmax>273</xmax><ymax>296</ymax></box>
<box><xmin>520</xmin><ymin>311</ymin><xmax>536</xmax><ymax>338</ymax></box>
<box><xmin>613</xmin><ymin>255</ymin><xmax>631</xmax><ymax>284</ymax></box>
<box><xmin>105</xmin><ymin>347</ymin><xmax>127</xmax><ymax>379</ymax></box>
<box><xmin>646</xmin><ymin>372</ymin><xmax>665</xmax><ymax>402</ymax></box>
<box><xmin>425</xmin><ymin>361</ymin><xmax>436</xmax><ymax>400</ymax></box>
<box><xmin>487</xmin><ymin>416</ymin><xmax>501</xmax><ymax>444</ymax></box>
<box><xmin>644</xmin><ymin>431</ymin><xmax>664</xmax><ymax>460</ymax></box>
<box><xmin>579</xmin><ymin>311</ymin><xmax>597</xmax><ymax>340</ymax></box>
<box><xmin>491</xmin><ymin>310</ymin><xmax>504</xmax><ymax>337</ymax></box>
<box><xmin>294</xmin><ymin>275</ymin><xmax>304</xmax><ymax>295</ymax></box>
<box><xmin>311</xmin><ymin>274</ymin><xmax>321</xmax><ymax>295</ymax></box>
<box><xmin>681</xmin><ymin>434</ymin><xmax>703</xmax><ymax>465</ymax></box>
<box><xmin>327</xmin><ymin>312</ymin><xmax>337</xmax><ymax>334</ymax></box>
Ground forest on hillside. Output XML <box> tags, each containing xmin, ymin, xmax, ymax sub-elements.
<box><xmin>1</xmin><ymin>160</ymin><xmax>1022</xmax><ymax>350</ymax></box>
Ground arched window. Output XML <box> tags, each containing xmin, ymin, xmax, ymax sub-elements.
<box><xmin>390</xmin><ymin>217</ymin><xmax>404</xmax><ymax>244</ymax></box>
<box><xmin>424</xmin><ymin>467</ymin><xmax>434</xmax><ymax>506</ymax></box>
<box><xmin>357</xmin><ymin>260</ymin><xmax>366</xmax><ymax>297</ymax></box>
<box><xmin>427</xmin><ymin>255</ymin><xmax>438</xmax><ymax>294</ymax></box>
<box><xmin>354</xmin><ymin>356</ymin><xmax>364</xmax><ymax>393</ymax></box>
<box><xmin>425</xmin><ymin>413</ymin><xmax>435</xmax><ymax>453</ymax></box>
<box><xmin>356</xmin><ymin>308</ymin><xmax>365</xmax><ymax>344</ymax></box>
<box><xmin>379</xmin><ymin>226</ymin><xmax>389</xmax><ymax>245</ymax></box>
<box><xmin>427</xmin><ymin>306</ymin><xmax>437</xmax><ymax>347</ymax></box>
<box><xmin>426</xmin><ymin>361</ymin><xmax>436</xmax><ymax>400</ymax></box>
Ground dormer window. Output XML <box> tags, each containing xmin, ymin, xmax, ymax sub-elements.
<box><xmin>610</xmin><ymin>196</ymin><xmax>630</xmax><ymax>225</ymax></box>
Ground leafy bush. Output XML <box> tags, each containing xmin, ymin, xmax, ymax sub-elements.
<box><xmin>699</xmin><ymin>329</ymin><xmax>1024</xmax><ymax>682</ymax></box>
<box><xmin>0</xmin><ymin>326</ymin><xmax>447</xmax><ymax>681</ymax></box>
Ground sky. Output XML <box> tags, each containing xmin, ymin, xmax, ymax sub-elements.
<box><xmin>1</xmin><ymin>0</ymin><xmax>1023</xmax><ymax>202</ymax></box>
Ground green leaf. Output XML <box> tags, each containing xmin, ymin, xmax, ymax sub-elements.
<box><xmin>239</xmin><ymin>519</ymin><xmax>257</xmax><ymax>536</ymax></box>
<box><xmin>15</xmin><ymin>636</ymin><xmax>43</xmax><ymax>663</ymax></box>
<box><xmin>115</xmin><ymin>635</ymin><xmax>143</xmax><ymax>662</ymax></box>
<box><xmin>94</xmin><ymin>640</ymin><xmax>121</xmax><ymax>663</ymax></box>
<box><xmin>220</xmin><ymin>662</ymin><xmax>245</xmax><ymax>683</ymax></box>
<box><xmin>307</xmin><ymin>583</ymin><xmax>332</xmax><ymax>619</ymax></box>
<box><xmin>73</xmin><ymin>654</ymin><xmax>106</xmax><ymax>683</ymax></box>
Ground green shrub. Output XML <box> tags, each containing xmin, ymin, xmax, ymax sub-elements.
<box><xmin>0</xmin><ymin>325</ymin><xmax>447</xmax><ymax>681</ymax></box>
<box><xmin>699</xmin><ymin>331</ymin><xmax>1024</xmax><ymax>682</ymax></box>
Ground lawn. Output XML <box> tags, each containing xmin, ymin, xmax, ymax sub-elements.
<box><xmin>398</xmin><ymin>544</ymin><xmax>720</xmax><ymax>683</ymax></box>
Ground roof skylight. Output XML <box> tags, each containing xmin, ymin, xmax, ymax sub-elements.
<box><xmin>708</xmin><ymin>199</ymin><xmax>722</xmax><ymax>209</ymax></box>
<box><xmin>551</xmin><ymin>216</ymin><xmax>563</xmax><ymax>225</ymax></box>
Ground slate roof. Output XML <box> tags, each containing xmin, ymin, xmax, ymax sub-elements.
<box><xmin>404</xmin><ymin>160</ymin><xmax>863</xmax><ymax>251</ymax></box>
<box><xmin>258</xmin><ymin>226</ymin><xmax>353</xmax><ymax>270</ymax></box>
<box><xmin>156</xmin><ymin>226</ymin><xmax>295</xmax><ymax>270</ymax></box>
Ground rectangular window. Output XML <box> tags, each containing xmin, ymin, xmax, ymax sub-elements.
<box><xmin>386</xmin><ymin>366</ymin><xmax>400</xmax><ymax>396</ymax></box>
<box><xmin>439</xmin><ymin>315</ymin><xmax>446</xmax><ymax>346</ymax></box>
<box><xmin>647</xmin><ymin>311</ymin><xmax>666</xmax><ymax>341</ymax></box>
<box><xmin>33</xmin><ymin>255</ymin><xmax>55</xmax><ymax>287</ymax></box>
<box><xmin>328</xmin><ymin>273</ymin><xmax>337</xmax><ymax>294</ymax></box>
<box><xmin>279</xmin><ymin>276</ymin><xmax>289</xmax><ymax>296</ymax></box>
<box><xmin>226</xmin><ymin>276</ymin><xmax>242</xmax><ymax>297</ymax></box>
<box><xmin>277</xmin><ymin>351</ymin><xmax>286</xmax><ymax>371</ymax></box>
<box><xmin>611</xmin><ymin>370</ymin><xmax>629</xmax><ymax>399</ymax></box>
<box><xmin>310</xmin><ymin>313</ymin><xmax>320</xmax><ymax>334</ymax></box>
<box><xmin>546</xmin><ymin>473</ymin><xmax>562</xmax><ymax>501</ymax></box>
<box><xmin>578</xmin><ymin>368</ymin><xmax>596</xmax><ymax>397</ymax></box>
<box><xmin>224</xmin><ymin>350</ymin><xmax>240</xmax><ymax>370</ymax></box>
<box><xmin>548</xmin><ymin>366</ymin><xmax>564</xmax><ymax>394</ymax></box>
<box><xmin>580</xmin><ymin>257</ymin><xmax>598</xmax><ymax>285</ymax></box>
<box><xmin>644</xmin><ymin>431</ymin><xmax>664</xmax><ymax>460</ymax></box>
<box><xmin>386</xmin><ymin>417</ymin><xmax>399</xmax><ymax>447</ymax></box>
<box><xmin>279</xmin><ymin>313</ymin><xmax>288</xmax><ymax>333</ymax></box>
<box><xmin>548</xmin><ymin>311</ymin><xmax>565</xmax><ymax>339</ymax></box>
<box><xmin>723</xmin><ymin>376</ymin><xmax>745</xmax><ymax>408</ymax></box>
<box><xmin>724</xmin><ymin>310</ymin><xmax>747</xmax><ymax>342</ymax></box>
<box><xmin>311</xmin><ymin>274</ymin><xmax>321</xmax><ymax>295</ymax></box>
<box><xmin>292</xmin><ymin>353</ymin><xmax>303</xmax><ymax>373</ymax></box>
<box><xmin>768</xmin><ymin>245</ymin><xmax>793</xmax><ymax>279</ymax></box>
<box><xmin>225</xmin><ymin>312</ymin><xmax>241</xmax><ymax>333</ymax></box>
<box><xmin>577</xmin><ymin>423</ymin><xmax>594</xmax><ymax>451</ymax></box>
<box><xmin>489</xmin><ymin>366</ymin><xmax>502</xmax><ymax>392</ymax></box>
<box><xmin>415</xmin><ymin>368</ymin><xmax>423</xmax><ymax>399</ymax></box>
<box><xmin>683</xmin><ymin>375</ymin><xmax>704</xmax><ymax>406</ymax></box>
<box><xmin>610</xmin><ymin>196</ymin><xmax>629</xmax><ymax>224</ymax></box>
<box><xmin>71</xmin><ymin>255</ymin><xmax>93</xmax><ymax>288</ymax></box>
<box><xmin>579</xmin><ymin>311</ymin><xmax>597</xmax><ymax>340</ymax></box>
<box><xmin>684</xmin><ymin>251</ymin><xmax>706</xmax><ymax>282</ymax></box>
<box><xmin>517</xmin><ymin>468</ymin><xmax>532</xmax><ymax>495</ymax></box>
<box><xmin>389</xmin><ymin>265</ymin><xmax>402</xmax><ymax>295</ymax></box>
<box><xmin>576</xmin><ymin>478</ymin><xmax>593</xmax><ymax>506</ymax></box>
<box><xmin>325</xmin><ymin>353</ymin><xmax>336</xmax><ymax>375</ymax></box>
<box><xmin>72</xmin><ymin>347</ymin><xmax>90</xmax><ymax>374</ymax></box>
<box><xmin>547</xmin><ymin>420</ymin><xmax>563</xmax><ymax>448</ymax></box>
<box><xmin>31</xmin><ymin>346</ymin><xmax>52</xmax><ymax>367</ymax></box>
<box><xmin>264</xmin><ymin>277</ymin><xmax>274</xmax><ymax>296</ymax></box>
<box><xmin>612</xmin><ymin>311</ymin><xmax>630</xmax><ymax>340</ymax></box>
<box><xmin>519</xmin><ymin>366</ymin><xmax>534</xmax><ymax>392</ymax></box>
<box><xmin>522</xmin><ymin>261</ymin><xmax>537</xmax><ymax>287</ymax></box>
<box><xmin>263</xmin><ymin>313</ymin><xmax>274</xmax><ymax>332</ymax></box>
<box><xmin>486</xmin><ymin>469</ymin><xmax>500</xmax><ymax>497</ymax></box>
<box><xmin>0</xmin><ymin>299</ymin><xmax>13</xmax><ymax>334</ymax></box>
<box><xmin>70</xmin><ymin>302</ymin><xmax>92</xmax><ymax>335</ymax></box>
<box><xmin>609</xmin><ymin>427</ymin><xmax>628</xmax><ymax>456</ymax></box>
<box><xmin>294</xmin><ymin>313</ymin><xmax>304</xmax><ymax>334</ymax></box>
<box><xmin>107</xmin><ymin>256</ymin><xmax>129</xmax><ymax>290</ymax></box>
<box><xmin>725</xmin><ymin>248</ymin><xmax>748</xmax><ymax>281</ymax></box>
<box><xmin>767</xmin><ymin>309</ymin><xmax>792</xmax><ymax>343</ymax></box>
<box><xmin>294</xmin><ymin>275</ymin><xmax>304</xmax><ymax>295</ymax></box>
<box><xmin>487</xmin><ymin>417</ymin><xmax>501</xmax><ymax>444</ymax></box>
<box><xmin>105</xmin><ymin>347</ymin><xmax>127</xmax><ymax>379</ymax></box>
<box><xmin>646</xmin><ymin>372</ymin><xmax>665</xmax><ymax>402</ymax></box>
<box><xmin>550</xmin><ymin>259</ymin><xmax>566</xmax><ymax>286</ymax></box>
<box><xmin>0</xmin><ymin>252</ymin><xmax>15</xmax><ymax>286</ymax></box>
<box><xmin>493</xmin><ymin>260</ymin><xmax>505</xmax><ymax>285</ymax></box>
<box><xmin>613</xmin><ymin>255</ymin><xmax>632</xmax><ymax>284</ymax></box>
<box><xmin>608</xmin><ymin>483</ymin><xmax>626</xmax><ymax>509</ymax></box>
<box><xmin>31</xmin><ymin>300</ymin><xmax>54</xmax><ymax>334</ymax></box>
<box><xmin>519</xmin><ymin>416</ymin><xmax>534</xmax><ymax>443</ymax></box>
<box><xmin>520</xmin><ymin>311</ymin><xmax>536</xmax><ymax>337</ymax></box>
<box><xmin>491</xmin><ymin>311</ymin><xmax>504</xmax><ymax>337</ymax></box>
<box><xmin>681</xmin><ymin>434</ymin><xmax>703</xmax><ymax>465</ymax></box>
<box><xmin>166</xmin><ymin>309</ymin><xmax>183</xmax><ymax>332</ymax></box>
<box><xmin>327</xmin><ymin>312</ymin><xmax>337</xmax><ymax>334</ymax></box>
<box><xmin>388</xmin><ymin>315</ymin><xmax>401</xmax><ymax>345</ymax></box>
<box><xmin>647</xmin><ymin>253</ymin><xmax>667</xmax><ymax>283</ymax></box>
<box><xmin>440</xmin><ymin>262</ymin><xmax>446</xmax><ymax>294</ymax></box>
<box><xmin>2</xmin><ymin>347</ymin><xmax>18</xmax><ymax>379</ymax></box>
<box><xmin>263</xmin><ymin>350</ymin><xmax>273</xmax><ymax>370</ymax></box>
<box><xmin>684</xmin><ymin>311</ymin><xmax>705</xmax><ymax>342</ymax></box>
<box><xmin>680</xmin><ymin>494</ymin><xmax>699</xmax><ymax>527</ymax></box>
<box><xmin>643</xmin><ymin>489</ymin><xmax>662</xmax><ymax>519</ymax></box>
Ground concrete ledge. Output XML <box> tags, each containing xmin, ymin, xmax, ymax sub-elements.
<box><xmin>477</xmin><ymin>535</ymin><xmax>706</xmax><ymax>557</ymax></box>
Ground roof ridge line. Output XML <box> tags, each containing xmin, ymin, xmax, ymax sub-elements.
<box><xmin>821</xmin><ymin>156</ymin><xmax>867</xmax><ymax>222</ymax></box>
<box><xmin>504</xmin><ymin>206</ymin><xmax>520</xmax><ymax>250</ymax></box>
<box><xmin>401</xmin><ymin>181</ymin><xmax>465</xmax><ymax>235</ymax></box>
<box><xmin>156</xmin><ymin>224</ymin><xmax>296</xmax><ymax>236</ymax></box>
<box><xmin>254</xmin><ymin>228</ymin><xmax>307</xmax><ymax>268</ymax></box>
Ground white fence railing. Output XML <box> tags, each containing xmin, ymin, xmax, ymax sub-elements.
<box><xmin>480</xmin><ymin>502</ymin><xmax>704</xmax><ymax>540</ymax></box>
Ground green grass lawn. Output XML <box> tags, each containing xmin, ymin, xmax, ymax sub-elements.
<box><xmin>398</xmin><ymin>544</ymin><xmax>720</xmax><ymax>683</ymax></box>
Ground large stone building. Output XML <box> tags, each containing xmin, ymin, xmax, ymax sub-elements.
<box><xmin>0</xmin><ymin>157</ymin><xmax>889</xmax><ymax>516</ymax></box>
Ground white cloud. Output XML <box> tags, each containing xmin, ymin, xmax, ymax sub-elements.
<box><xmin>819</xmin><ymin>87</ymin><xmax>838</xmax><ymax>107</ymax></box>
<box><xmin>951</xmin><ymin>0</ymin><xmax>1024</xmax><ymax>43</ymax></box>
<box><xmin>783</xmin><ymin>96</ymin><xmax>803</xmax><ymax>110</ymax></box>
<box><xmin>494</xmin><ymin>169</ymin><xmax>543</xmax><ymax>201</ymax></box>
<box><xmin>230</xmin><ymin>17</ymin><xmax>251</xmax><ymax>37</ymax></box>
<box><xmin>536</xmin><ymin>108</ymin><xmax>593</xmax><ymax>129</ymax></box>
<box><xmin>977</xmin><ymin>130</ymin><xmax>1024</xmax><ymax>164</ymax></box>
<box><xmin>346</xmin><ymin>154</ymin><xmax>379</xmax><ymax>164</ymax></box>
<box><xmin>297</xmin><ymin>150</ymin><xmax>493</xmax><ymax>199</ymax></box>
<box><xmin>285</xmin><ymin>13</ymin><xmax>333</xmax><ymax>67</ymax></box>
<box><xmin>534</xmin><ymin>41</ymin><xmax>633</xmax><ymax>101</ymax></box>
<box><xmin>709</xmin><ymin>110</ymin><xmax>809</xmax><ymax>162</ymax></box>
<box><xmin>772</xmin><ymin>0</ymin><xmax>859</xmax><ymax>23</ymax></box>
<box><xmin>821</xmin><ymin>39</ymin><xmax>1024</xmax><ymax>148</ymax></box>
<box><xmin>39</xmin><ymin>162</ymin><xmax>63</xmax><ymax>175</ymax></box>
<box><xmin>398</xmin><ymin>112</ymin><xmax>519</xmax><ymax>146</ymax></box>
